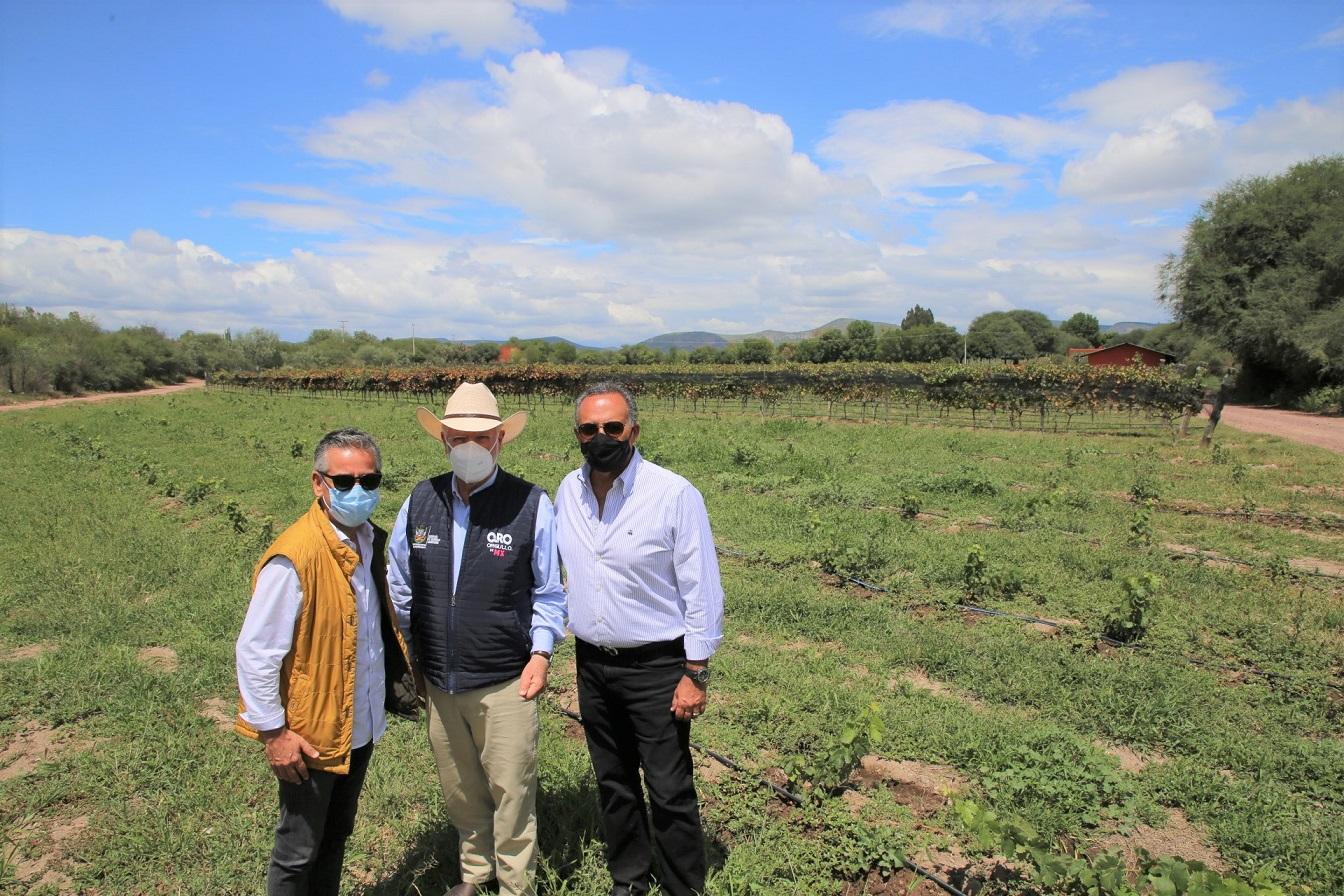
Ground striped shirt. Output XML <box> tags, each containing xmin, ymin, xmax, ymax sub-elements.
<box><xmin>554</xmin><ymin>450</ymin><xmax>724</xmax><ymax>660</ymax></box>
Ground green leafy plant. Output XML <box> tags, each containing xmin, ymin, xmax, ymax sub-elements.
<box><xmin>290</xmin><ymin>440</ymin><xmax>305</xmax><ymax>458</ymax></box>
<box><xmin>781</xmin><ymin>702</ymin><xmax>884</xmax><ymax>804</ymax></box>
<box><xmin>183</xmin><ymin>476</ymin><xmax>222</xmax><ymax>506</ymax></box>
<box><xmin>962</xmin><ymin>544</ymin><xmax>1025</xmax><ymax>600</ymax></box>
<box><xmin>955</xmin><ymin>799</ymin><xmax>1300</xmax><ymax>895</ymax></box>
<box><xmin>898</xmin><ymin>493</ymin><xmax>921</xmax><ymax>518</ymax></box>
<box><xmin>1103</xmin><ymin>573</ymin><xmax>1161</xmax><ymax>643</ymax></box>
<box><xmin>1129</xmin><ymin>507</ymin><xmax>1155</xmax><ymax>547</ymax></box>
<box><xmin>1130</xmin><ymin>474</ymin><xmax>1161</xmax><ymax>505</ymax></box>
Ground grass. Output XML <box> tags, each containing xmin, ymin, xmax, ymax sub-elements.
<box><xmin>0</xmin><ymin>388</ymin><xmax>1340</xmax><ymax>894</ymax></box>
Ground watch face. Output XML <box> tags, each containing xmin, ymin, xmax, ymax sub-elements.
<box><xmin>687</xmin><ymin>667</ymin><xmax>710</xmax><ymax>684</ymax></box>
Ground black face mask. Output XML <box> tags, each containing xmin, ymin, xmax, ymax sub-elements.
<box><xmin>580</xmin><ymin>433</ymin><xmax>634</xmax><ymax>473</ymax></box>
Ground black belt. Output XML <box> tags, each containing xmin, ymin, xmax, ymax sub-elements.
<box><xmin>576</xmin><ymin>636</ymin><xmax>685</xmax><ymax>664</ymax></box>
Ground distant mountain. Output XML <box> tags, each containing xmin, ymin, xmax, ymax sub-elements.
<box><xmin>638</xmin><ymin>331</ymin><xmax>730</xmax><ymax>352</ymax></box>
<box><xmin>1101</xmin><ymin>321</ymin><xmax>1163</xmax><ymax>333</ymax></box>
<box><xmin>638</xmin><ymin>318</ymin><xmax>900</xmax><ymax>352</ymax></box>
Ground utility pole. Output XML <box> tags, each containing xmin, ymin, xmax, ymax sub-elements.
<box><xmin>962</xmin><ymin>334</ymin><xmax>968</xmax><ymax>363</ymax></box>
<box><xmin>411</xmin><ymin>323</ymin><xmax>416</xmax><ymax>361</ymax></box>
<box><xmin>338</xmin><ymin>320</ymin><xmax>348</xmax><ymax>337</ymax></box>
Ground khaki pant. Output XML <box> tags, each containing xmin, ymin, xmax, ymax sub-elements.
<box><xmin>425</xmin><ymin>677</ymin><xmax>539</xmax><ymax>896</ymax></box>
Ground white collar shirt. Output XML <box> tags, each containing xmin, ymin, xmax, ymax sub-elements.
<box><xmin>554</xmin><ymin>450</ymin><xmax>724</xmax><ymax>660</ymax></box>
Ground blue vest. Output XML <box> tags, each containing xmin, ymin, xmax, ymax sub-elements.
<box><xmin>406</xmin><ymin>469</ymin><xmax>542</xmax><ymax>694</ymax></box>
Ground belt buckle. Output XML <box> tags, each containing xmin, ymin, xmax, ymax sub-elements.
<box><xmin>600</xmin><ymin>644</ymin><xmax>619</xmax><ymax>656</ymax></box>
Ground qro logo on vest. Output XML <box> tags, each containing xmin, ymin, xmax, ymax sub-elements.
<box><xmin>485</xmin><ymin>530</ymin><xmax>514</xmax><ymax>557</ymax></box>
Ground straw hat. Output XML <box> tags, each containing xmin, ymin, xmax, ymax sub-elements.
<box><xmin>416</xmin><ymin>382</ymin><xmax>528</xmax><ymax>444</ymax></box>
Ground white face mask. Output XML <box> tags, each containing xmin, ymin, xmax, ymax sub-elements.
<box><xmin>449</xmin><ymin>440</ymin><xmax>496</xmax><ymax>485</ymax></box>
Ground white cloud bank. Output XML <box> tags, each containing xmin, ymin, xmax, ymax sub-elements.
<box><xmin>326</xmin><ymin>0</ymin><xmax>566</xmax><ymax>57</ymax></box>
<box><xmin>865</xmin><ymin>0</ymin><xmax>1094</xmax><ymax>48</ymax></box>
<box><xmin>4</xmin><ymin>55</ymin><xmax>1339</xmax><ymax>343</ymax></box>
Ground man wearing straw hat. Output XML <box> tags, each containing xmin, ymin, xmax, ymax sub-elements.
<box><xmin>387</xmin><ymin>382</ymin><xmax>566</xmax><ymax>896</ymax></box>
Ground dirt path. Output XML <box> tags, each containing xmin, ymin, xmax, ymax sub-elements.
<box><xmin>0</xmin><ymin>379</ymin><xmax>205</xmax><ymax>412</ymax></box>
<box><xmin>1207</xmin><ymin>404</ymin><xmax>1344</xmax><ymax>455</ymax></box>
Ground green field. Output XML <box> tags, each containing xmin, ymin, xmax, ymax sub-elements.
<box><xmin>2</xmin><ymin>389</ymin><xmax>1341</xmax><ymax>895</ymax></box>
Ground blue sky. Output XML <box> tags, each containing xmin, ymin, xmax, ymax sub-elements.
<box><xmin>2</xmin><ymin>1</ymin><xmax>1340</xmax><ymax>345</ymax></box>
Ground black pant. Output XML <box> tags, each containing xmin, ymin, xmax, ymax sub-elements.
<box><xmin>267</xmin><ymin>742</ymin><xmax>373</xmax><ymax>896</ymax></box>
<box><xmin>576</xmin><ymin>640</ymin><xmax>705</xmax><ymax>896</ymax></box>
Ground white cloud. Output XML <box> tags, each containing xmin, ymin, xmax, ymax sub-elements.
<box><xmin>865</xmin><ymin>0</ymin><xmax>1093</xmax><ymax>47</ymax></box>
<box><xmin>305</xmin><ymin>50</ymin><xmax>841</xmax><ymax>243</ymax></box>
<box><xmin>1314</xmin><ymin>23</ymin><xmax>1344</xmax><ymax>47</ymax></box>
<box><xmin>1224</xmin><ymin>90</ymin><xmax>1344</xmax><ymax>180</ymax></box>
<box><xmin>819</xmin><ymin>99</ymin><xmax>1076</xmax><ymax>202</ymax></box>
<box><xmin>364</xmin><ymin>68</ymin><xmax>391</xmax><ymax>89</ymax></box>
<box><xmin>326</xmin><ymin>0</ymin><xmax>565</xmax><ymax>56</ymax></box>
<box><xmin>1059</xmin><ymin>61</ymin><xmax>1235</xmax><ymax>129</ymax></box>
<box><xmin>1059</xmin><ymin>101</ymin><xmax>1222</xmax><ymax>201</ymax></box>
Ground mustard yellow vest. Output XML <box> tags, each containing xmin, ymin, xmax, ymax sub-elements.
<box><xmin>235</xmin><ymin>500</ymin><xmax>413</xmax><ymax>774</ymax></box>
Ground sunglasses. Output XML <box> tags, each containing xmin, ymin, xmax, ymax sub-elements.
<box><xmin>575</xmin><ymin>420</ymin><xmax>628</xmax><ymax>439</ymax></box>
<box><xmin>320</xmin><ymin>472</ymin><xmax>383</xmax><ymax>491</ymax></box>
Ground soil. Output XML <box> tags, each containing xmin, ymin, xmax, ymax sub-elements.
<box><xmin>1097</xmin><ymin>808</ymin><xmax>1228</xmax><ymax>873</ymax></box>
<box><xmin>1164</xmin><ymin>542</ymin><xmax>1246</xmax><ymax>571</ymax></box>
<box><xmin>137</xmin><ymin>646</ymin><xmax>179</xmax><ymax>673</ymax></box>
<box><xmin>892</xmin><ymin>669</ymin><xmax>988</xmax><ymax>711</ymax></box>
<box><xmin>848</xmin><ymin>755</ymin><xmax>967</xmax><ymax>815</ymax></box>
<box><xmin>1289</xmin><ymin>556</ymin><xmax>1344</xmax><ymax>577</ymax></box>
<box><xmin>1</xmin><ymin>643</ymin><xmax>55</xmax><ymax>662</ymax></box>
<box><xmin>1095</xmin><ymin>740</ymin><xmax>1167</xmax><ymax>773</ymax></box>
<box><xmin>0</xmin><ymin>378</ymin><xmax>205</xmax><ymax>412</ymax></box>
<box><xmin>198</xmin><ymin>697</ymin><xmax>236</xmax><ymax>732</ymax></box>
<box><xmin>841</xmin><ymin>869</ymin><xmax>945</xmax><ymax>896</ymax></box>
<box><xmin>0</xmin><ymin>722</ymin><xmax>90</xmax><ymax>781</ymax></box>
<box><xmin>13</xmin><ymin>813</ymin><xmax>88</xmax><ymax>894</ymax></box>
<box><xmin>1209</xmin><ymin>405</ymin><xmax>1344</xmax><ymax>455</ymax></box>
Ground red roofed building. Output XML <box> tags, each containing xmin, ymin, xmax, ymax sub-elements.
<box><xmin>1068</xmin><ymin>342</ymin><xmax>1176</xmax><ymax>367</ymax></box>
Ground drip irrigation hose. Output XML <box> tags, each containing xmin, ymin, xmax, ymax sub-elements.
<box><xmin>546</xmin><ymin>702</ymin><xmax>969</xmax><ymax>896</ymax></box>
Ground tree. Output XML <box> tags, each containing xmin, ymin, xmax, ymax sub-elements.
<box><xmin>1061</xmin><ymin>312</ymin><xmax>1102</xmax><ymax>347</ymax></box>
<box><xmin>967</xmin><ymin>313</ymin><xmax>1034</xmax><ymax>360</ymax></box>
<box><xmin>878</xmin><ymin>323</ymin><xmax>960</xmax><ymax>362</ymax></box>
<box><xmin>735</xmin><ymin>337</ymin><xmax>774</xmax><ymax>364</ymax></box>
<box><xmin>236</xmin><ymin>328</ymin><xmax>284</xmax><ymax>370</ymax></box>
<box><xmin>901</xmin><ymin>305</ymin><xmax>935</xmax><ymax>329</ymax></box>
<box><xmin>1005</xmin><ymin>310</ymin><xmax>1058</xmax><ymax>355</ymax></box>
<box><xmin>1160</xmin><ymin>155</ymin><xmax>1344</xmax><ymax>399</ymax></box>
<box><xmin>845</xmin><ymin>320</ymin><xmax>878</xmax><ymax>361</ymax></box>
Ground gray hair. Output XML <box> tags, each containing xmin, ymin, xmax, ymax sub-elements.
<box><xmin>574</xmin><ymin>381</ymin><xmax>639</xmax><ymax>425</ymax></box>
<box><xmin>314</xmin><ymin>428</ymin><xmax>382</xmax><ymax>472</ymax></box>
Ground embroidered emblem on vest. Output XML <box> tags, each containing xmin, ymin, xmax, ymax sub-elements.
<box><xmin>412</xmin><ymin>525</ymin><xmax>441</xmax><ymax>549</ymax></box>
<box><xmin>485</xmin><ymin>530</ymin><xmax>514</xmax><ymax>556</ymax></box>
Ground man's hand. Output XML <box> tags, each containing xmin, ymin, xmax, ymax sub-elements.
<box><xmin>518</xmin><ymin>653</ymin><xmax>550</xmax><ymax>700</ymax></box>
<box><xmin>670</xmin><ymin>674</ymin><xmax>707</xmax><ymax>722</ymax></box>
<box><xmin>260</xmin><ymin>727</ymin><xmax>319</xmax><ymax>784</ymax></box>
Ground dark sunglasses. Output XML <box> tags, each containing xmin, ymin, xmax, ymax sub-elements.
<box><xmin>320</xmin><ymin>472</ymin><xmax>383</xmax><ymax>491</ymax></box>
<box><xmin>575</xmin><ymin>420</ymin><xmax>627</xmax><ymax>439</ymax></box>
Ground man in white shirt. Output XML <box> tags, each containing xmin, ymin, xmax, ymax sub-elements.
<box><xmin>554</xmin><ymin>383</ymin><xmax>725</xmax><ymax>896</ymax></box>
<box><xmin>235</xmin><ymin>428</ymin><xmax>416</xmax><ymax>896</ymax></box>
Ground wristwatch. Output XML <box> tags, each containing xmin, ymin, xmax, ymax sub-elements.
<box><xmin>684</xmin><ymin>665</ymin><xmax>711</xmax><ymax>686</ymax></box>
